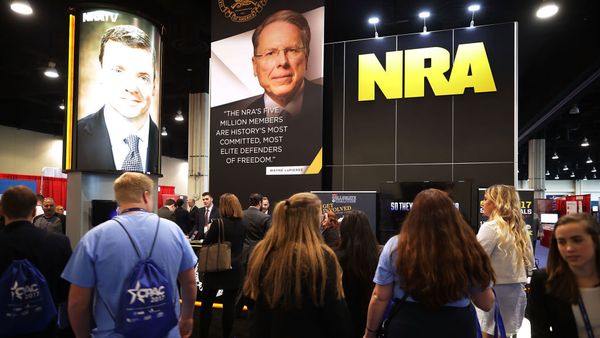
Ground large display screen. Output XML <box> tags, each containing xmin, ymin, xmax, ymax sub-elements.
<box><xmin>378</xmin><ymin>182</ymin><xmax>472</xmax><ymax>244</ymax></box>
<box><xmin>65</xmin><ymin>7</ymin><xmax>163</xmax><ymax>175</ymax></box>
<box><xmin>209</xmin><ymin>1</ymin><xmax>324</xmax><ymax>205</ymax></box>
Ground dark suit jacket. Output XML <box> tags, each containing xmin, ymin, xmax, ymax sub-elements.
<box><xmin>191</xmin><ymin>205</ymin><xmax>219</xmax><ymax>239</ymax></box>
<box><xmin>202</xmin><ymin>217</ymin><xmax>247</xmax><ymax>290</ymax></box>
<box><xmin>529</xmin><ymin>269</ymin><xmax>578</xmax><ymax>338</ymax></box>
<box><xmin>171</xmin><ymin>207</ymin><xmax>191</xmax><ymax>234</ymax></box>
<box><xmin>0</xmin><ymin>221</ymin><xmax>72</xmax><ymax>335</ymax></box>
<box><xmin>76</xmin><ymin>107</ymin><xmax>159</xmax><ymax>173</ymax></box>
<box><xmin>243</xmin><ymin>206</ymin><xmax>272</xmax><ymax>250</ymax></box>
<box><xmin>189</xmin><ymin>205</ymin><xmax>199</xmax><ymax>228</ymax></box>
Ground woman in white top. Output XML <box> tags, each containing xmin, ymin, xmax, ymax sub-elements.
<box><xmin>477</xmin><ymin>184</ymin><xmax>534</xmax><ymax>337</ymax></box>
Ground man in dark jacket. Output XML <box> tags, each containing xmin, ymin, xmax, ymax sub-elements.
<box><xmin>242</xmin><ymin>193</ymin><xmax>272</xmax><ymax>261</ymax></box>
<box><xmin>0</xmin><ymin>186</ymin><xmax>72</xmax><ymax>337</ymax></box>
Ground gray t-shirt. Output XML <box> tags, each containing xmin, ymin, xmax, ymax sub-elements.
<box><xmin>34</xmin><ymin>215</ymin><xmax>63</xmax><ymax>233</ymax></box>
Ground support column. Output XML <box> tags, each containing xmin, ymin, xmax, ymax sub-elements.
<box><xmin>528</xmin><ymin>139</ymin><xmax>546</xmax><ymax>199</ymax></box>
<box><xmin>65</xmin><ymin>172</ymin><xmax>158</xmax><ymax>248</ymax></box>
<box><xmin>187</xmin><ymin>92</ymin><xmax>210</xmax><ymax>199</ymax></box>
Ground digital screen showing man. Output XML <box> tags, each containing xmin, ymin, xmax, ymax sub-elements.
<box><xmin>74</xmin><ymin>10</ymin><xmax>161</xmax><ymax>174</ymax></box>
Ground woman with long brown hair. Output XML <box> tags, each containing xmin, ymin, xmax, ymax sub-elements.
<box><xmin>363</xmin><ymin>189</ymin><xmax>495</xmax><ymax>338</ymax></box>
<box><xmin>244</xmin><ymin>192</ymin><xmax>351</xmax><ymax>338</ymax></box>
<box><xmin>530</xmin><ymin>213</ymin><xmax>600</xmax><ymax>337</ymax></box>
<box><xmin>198</xmin><ymin>193</ymin><xmax>247</xmax><ymax>338</ymax></box>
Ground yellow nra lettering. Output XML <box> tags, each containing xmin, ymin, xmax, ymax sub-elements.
<box><xmin>358</xmin><ymin>42</ymin><xmax>497</xmax><ymax>101</ymax></box>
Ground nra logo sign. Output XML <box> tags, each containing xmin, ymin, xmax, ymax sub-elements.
<box><xmin>358</xmin><ymin>42</ymin><xmax>496</xmax><ymax>101</ymax></box>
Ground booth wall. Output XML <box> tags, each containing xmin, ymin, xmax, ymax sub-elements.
<box><xmin>0</xmin><ymin>125</ymin><xmax>63</xmax><ymax>175</ymax></box>
<box><xmin>0</xmin><ymin>125</ymin><xmax>188</xmax><ymax>194</ymax></box>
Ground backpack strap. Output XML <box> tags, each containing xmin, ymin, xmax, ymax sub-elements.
<box><xmin>100</xmin><ymin>214</ymin><xmax>161</xmax><ymax>322</ymax></box>
<box><xmin>114</xmin><ymin>215</ymin><xmax>161</xmax><ymax>260</ymax></box>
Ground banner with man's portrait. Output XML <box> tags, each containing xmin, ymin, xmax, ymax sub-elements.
<box><xmin>64</xmin><ymin>7</ymin><xmax>163</xmax><ymax>175</ymax></box>
<box><xmin>210</xmin><ymin>0</ymin><xmax>324</xmax><ymax>205</ymax></box>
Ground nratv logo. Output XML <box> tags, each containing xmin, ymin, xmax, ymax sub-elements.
<box><xmin>10</xmin><ymin>281</ymin><xmax>40</xmax><ymax>300</ymax></box>
<box><xmin>127</xmin><ymin>281</ymin><xmax>166</xmax><ymax>304</ymax></box>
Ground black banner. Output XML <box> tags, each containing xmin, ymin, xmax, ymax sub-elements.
<box><xmin>210</xmin><ymin>1</ymin><xmax>324</xmax><ymax>204</ymax></box>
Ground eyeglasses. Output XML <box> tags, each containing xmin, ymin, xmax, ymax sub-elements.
<box><xmin>254</xmin><ymin>47</ymin><xmax>306</xmax><ymax>62</ymax></box>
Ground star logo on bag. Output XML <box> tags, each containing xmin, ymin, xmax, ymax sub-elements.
<box><xmin>127</xmin><ymin>281</ymin><xmax>144</xmax><ymax>304</ymax></box>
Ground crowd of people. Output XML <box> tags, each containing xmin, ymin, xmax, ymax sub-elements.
<box><xmin>1</xmin><ymin>176</ymin><xmax>599</xmax><ymax>338</ymax></box>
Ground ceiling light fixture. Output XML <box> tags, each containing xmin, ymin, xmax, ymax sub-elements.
<box><xmin>545</xmin><ymin>170</ymin><xmax>550</xmax><ymax>176</ymax></box>
<box><xmin>583</xmin><ymin>175</ymin><xmax>588</xmax><ymax>181</ymax></box>
<box><xmin>569</xmin><ymin>104</ymin><xmax>580</xmax><ymax>115</ymax></box>
<box><xmin>592</xmin><ymin>167</ymin><xmax>597</xmax><ymax>173</ymax></box>
<box><xmin>161</xmin><ymin>126</ymin><xmax>167</xmax><ymax>136</ymax></box>
<box><xmin>570</xmin><ymin>171</ymin><xmax>575</xmax><ymax>178</ymax></box>
<box><xmin>551</xmin><ymin>152</ymin><xmax>559</xmax><ymax>160</ymax></box>
<box><xmin>563</xmin><ymin>164</ymin><xmax>569</xmax><ymax>171</ymax></box>
<box><xmin>536</xmin><ymin>1</ymin><xmax>559</xmax><ymax>19</ymax></box>
<box><xmin>368</xmin><ymin>17</ymin><xmax>380</xmax><ymax>38</ymax></box>
<box><xmin>419</xmin><ymin>11</ymin><xmax>430</xmax><ymax>34</ymax></box>
<box><xmin>44</xmin><ymin>62</ymin><xmax>59</xmax><ymax>78</ymax></box>
<box><xmin>587</xmin><ymin>156</ymin><xmax>593</xmax><ymax>164</ymax></box>
<box><xmin>174</xmin><ymin>110</ymin><xmax>184</xmax><ymax>122</ymax></box>
<box><xmin>594</xmin><ymin>174</ymin><xmax>598</xmax><ymax>179</ymax></box>
<box><xmin>467</xmin><ymin>4</ymin><xmax>480</xmax><ymax>28</ymax></box>
<box><xmin>581</xmin><ymin>137</ymin><xmax>590</xmax><ymax>147</ymax></box>
<box><xmin>10</xmin><ymin>0</ymin><xmax>33</xmax><ymax>15</ymax></box>
<box><xmin>59</xmin><ymin>101</ymin><xmax>65</xmax><ymax>110</ymax></box>
<box><xmin>554</xmin><ymin>174</ymin><xmax>559</xmax><ymax>180</ymax></box>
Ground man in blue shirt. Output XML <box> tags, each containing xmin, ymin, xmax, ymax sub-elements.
<box><xmin>62</xmin><ymin>172</ymin><xmax>197</xmax><ymax>338</ymax></box>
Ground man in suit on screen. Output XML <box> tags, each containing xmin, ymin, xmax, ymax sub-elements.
<box><xmin>76</xmin><ymin>25</ymin><xmax>159</xmax><ymax>173</ymax></box>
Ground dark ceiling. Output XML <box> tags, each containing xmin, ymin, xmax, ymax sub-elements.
<box><xmin>1</xmin><ymin>0</ymin><xmax>599</xmax><ymax>180</ymax></box>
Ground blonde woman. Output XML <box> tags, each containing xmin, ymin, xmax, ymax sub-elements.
<box><xmin>244</xmin><ymin>192</ymin><xmax>352</xmax><ymax>338</ymax></box>
<box><xmin>477</xmin><ymin>184</ymin><xmax>534</xmax><ymax>337</ymax></box>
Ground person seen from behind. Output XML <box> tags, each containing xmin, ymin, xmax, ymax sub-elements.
<box><xmin>244</xmin><ymin>192</ymin><xmax>352</xmax><ymax>338</ymax></box>
<box><xmin>364</xmin><ymin>188</ymin><xmax>495</xmax><ymax>338</ymax></box>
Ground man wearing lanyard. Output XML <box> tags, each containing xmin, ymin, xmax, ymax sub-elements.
<box><xmin>62</xmin><ymin>172</ymin><xmax>197</xmax><ymax>338</ymax></box>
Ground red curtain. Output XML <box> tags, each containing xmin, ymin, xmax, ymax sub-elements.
<box><xmin>158</xmin><ymin>185</ymin><xmax>176</xmax><ymax>208</ymax></box>
<box><xmin>0</xmin><ymin>173</ymin><xmax>68</xmax><ymax>208</ymax></box>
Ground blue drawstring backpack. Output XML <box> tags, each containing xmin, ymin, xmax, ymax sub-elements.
<box><xmin>101</xmin><ymin>217</ymin><xmax>178</xmax><ymax>338</ymax></box>
<box><xmin>0</xmin><ymin>259</ymin><xmax>57</xmax><ymax>337</ymax></box>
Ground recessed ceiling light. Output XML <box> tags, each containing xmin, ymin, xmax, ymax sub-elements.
<box><xmin>44</xmin><ymin>62</ymin><xmax>59</xmax><ymax>78</ymax></box>
<box><xmin>563</xmin><ymin>164</ymin><xmax>569</xmax><ymax>171</ymax></box>
<box><xmin>536</xmin><ymin>2</ymin><xmax>559</xmax><ymax>19</ymax></box>
<box><xmin>569</xmin><ymin>104</ymin><xmax>580</xmax><ymax>115</ymax></box>
<box><xmin>368</xmin><ymin>17</ymin><xmax>380</xmax><ymax>25</ymax></box>
<box><xmin>581</xmin><ymin>137</ymin><xmax>590</xmax><ymax>147</ymax></box>
<box><xmin>587</xmin><ymin>156</ymin><xmax>593</xmax><ymax>164</ymax></box>
<box><xmin>59</xmin><ymin>103</ymin><xmax>65</xmax><ymax>110</ymax></box>
<box><xmin>570</xmin><ymin>172</ymin><xmax>575</xmax><ymax>178</ymax></box>
<box><xmin>161</xmin><ymin>126</ymin><xmax>168</xmax><ymax>136</ymax></box>
<box><xmin>545</xmin><ymin>170</ymin><xmax>550</xmax><ymax>176</ymax></box>
<box><xmin>592</xmin><ymin>167</ymin><xmax>597</xmax><ymax>173</ymax></box>
<box><xmin>554</xmin><ymin>174</ymin><xmax>559</xmax><ymax>180</ymax></box>
<box><xmin>552</xmin><ymin>152</ymin><xmax>559</xmax><ymax>160</ymax></box>
<box><xmin>175</xmin><ymin>110</ymin><xmax>184</xmax><ymax>122</ymax></box>
<box><xmin>10</xmin><ymin>0</ymin><xmax>33</xmax><ymax>15</ymax></box>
